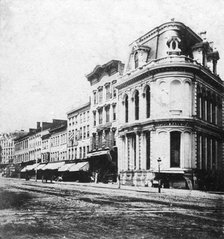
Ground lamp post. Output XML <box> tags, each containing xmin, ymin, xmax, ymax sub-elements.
<box><xmin>157</xmin><ymin>157</ymin><xmax>161</xmax><ymax>193</ymax></box>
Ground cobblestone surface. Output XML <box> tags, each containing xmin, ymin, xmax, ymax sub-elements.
<box><xmin>0</xmin><ymin>177</ymin><xmax>223</xmax><ymax>239</ymax></box>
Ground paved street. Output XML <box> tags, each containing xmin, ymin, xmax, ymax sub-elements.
<box><xmin>0</xmin><ymin>177</ymin><xmax>223</xmax><ymax>239</ymax></box>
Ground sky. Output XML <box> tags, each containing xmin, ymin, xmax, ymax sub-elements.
<box><xmin>0</xmin><ymin>0</ymin><xmax>224</xmax><ymax>132</ymax></box>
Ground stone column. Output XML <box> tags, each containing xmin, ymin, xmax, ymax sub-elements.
<box><xmin>125</xmin><ymin>135</ymin><xmax>129</xmax><ymax>170</ymax></box>
<box><xmin>141</xmin><ymin>132</ymin><xmax>147</xmax><ymax>170</ymax></box>
<box><xmin>117</xmin><ymin>136</ymin><xmax>123</xmax><ymax>173</ymax></box>
<box><xmin>136</xmin><ymin>132</ymin><xmax>140</xmax><ymax>170</ymax></box>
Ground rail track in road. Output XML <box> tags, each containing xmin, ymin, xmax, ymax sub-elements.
<box><xmin>1</xmin><ymin>177</ymin><xmax>224</xmax><ymax>239</ymax></box>
<box><xmin>5</xmin><ymin>179</ymin><xmax>224</xmax><ymax>224</ymax></box>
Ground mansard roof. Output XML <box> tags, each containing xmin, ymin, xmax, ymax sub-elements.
<box><xmin>130</xmin><ymin>21</ymin><xmax>202</xmax><ymax>46</ymax></box>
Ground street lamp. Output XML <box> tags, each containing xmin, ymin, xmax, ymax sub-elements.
<box><xmin>157</xmin><ymin>157</ymin><xmax>161</xmax><ymax>193</ymax></box>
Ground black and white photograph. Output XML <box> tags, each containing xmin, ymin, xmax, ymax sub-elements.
<box><xmin>0</xmin><ymin>0</ymin><xmax>224</xmax><ymax>238</ymax></box>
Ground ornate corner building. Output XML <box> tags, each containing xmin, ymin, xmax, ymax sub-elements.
<box><xmin>116</xmin><ymin>21</ymin><xmax>224</xmax><ymax>189</ymax></box>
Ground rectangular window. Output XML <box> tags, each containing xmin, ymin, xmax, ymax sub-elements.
<box><xmin>105</xmin><ymin>84</ymin><xmax>111</xmax><ymax>100</ymax></box>
<box><xmin>98</xmin><ymin>88</ymin><xmax>103</xmax><ymax>104</ymax></box>
<box><xmin>93</xmin><ymin>91</ymin><xmax>97</xmax><ymax>104</ymax></box>
<box><xmin>87</xmin><ymin>125</ymin><xmax>89</xmax><ymax>138</ymax></box>
<box><xmin>106</xmin><ymin>106</ymin><xmax>110</xmax><ymax>122</ymax></box>
<box><xmin>75</xmin><ymin>129</ymin><xmax>78</xmax><ymax>141</ymax></box>
<box><xmin>170</xmin><ymin>131</ymin><xmax>181</xmax><ymax>167</ymax></box>
<box><xmin>87</xmin><ymin>146</ymin><xmax>89</xmax><ymax>153</ymax></box>
<box><xmin>99</xmin><ymin>108</ymin><xmax>103</xmax><ymax>124</ymax></box>
<box><xmin>113</xmin><ymin>104</ymin><xmax>116</xmax><ymax>121</ymax></box>
<box><xmin>80</xmin><ymin>127</ymin><xmax>82</xmax><ymax>140</ymax></box>
<box><xmin>83</xmin><ymin>147</ymin><xmax>86</xmax><ymax>158</ymax></box>
<box><xmin>93</xmin><ymin>112</ymin><xmax>96</xmax><ymax>126</ymax></box>
<box><xmin>83</xmin><ymin>126</ymin><xmax>86</xmax><ymax>139</ymax></box>
<box><xmin>75</xmin><ymin>148</ymin><xmax>77</xmax><ymax>159</ymax></box>
<box><xmin>79</xmin><ymin>147</ymin><xmax>82</xmax><ymax>159</ymax></box>
<box><xmin>83</xmin><ymin>112</ymin><xmax>86</xmax><ymax>122</ymax></box>
<box><xmin>87</xmin><ymin>111</ymin><xmax>89</xmax><ymax>121</ymax></box>
<box><xmin>98</xmin><ymin>132</ymin><xmax>102</xmax><ymax>148</ymax></box>
<box><xmin>80</xmin><ymin>113</ymin><xmax>82</xmax><ymax>124</ymax></box>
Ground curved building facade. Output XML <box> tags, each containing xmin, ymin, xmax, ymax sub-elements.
<box><xmin>116</xmin><ymin>21</ymin><xmax>224</xmax><ymax>189</ymax></box>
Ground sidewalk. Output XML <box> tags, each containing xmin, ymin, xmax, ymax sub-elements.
<box><xmin>53</xmin><ymin>180</ymin><xmax>221</xmax><ymax>199</ymax></box>
<box><xmin>6</xmin><ymin>176</ymin><xmax>224</xmax><ymax>199</ymax></box>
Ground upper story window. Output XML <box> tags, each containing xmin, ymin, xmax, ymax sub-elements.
<box><xmin>93</xmin><ymin>111</ymin><xmax>96</xmax><ymax>126</ymax></box>
<box><xmin>134</xmin><ymin>91</ymin><xmax>139</xmax><ymax>120</ymax></box>
<box><xmin>98</xmin><ymin>87</ymin><xmax>103</xmax><ymax>104</ymax></box>
<box><xmin>87</xmin><ymin>111</ymin><xmax>89</xmax><ymax>121</ymax></box>
<box><xmin>105</xmin><ymin>84</ymin><xmax>111</xmax><ymax>101</ymax></box>
<box><xmin>125</xmin><ymin>95</ymin><xmax>129</xmax><ymax>123</ymax></box>
<box><xmin>79</xmin><ymin>127</ymin><xmax>82</xmax><ymax>140</ymax></box>
<box><xmin>134</xmin><ymin>52</ymin><xmax>139</xmax><ymax>69</ymax></box>
<box><xmin>112</xmin><ymin>104</ymin><xmax>116</xmax><ymax>121</ymax></box>
<box><xmin>99</xmin><ymin>108</ymin><xmax>103</xmax><ymax>124</ymax></box>
<box><xmin>75</xmin><ymin>129</ymin><xmax>78</xmax><ymax>141</ymax></box>
<box><xmin>145</xmin><ymin>86</ymin><xmax>151</xmax><ymax>118</ymax></box>
<box><xmin>105</xmin><ymin>106</ymin><xmax>110</xmax><ymax>122</ymax></box>
<box><xmin>87</xmin><ymin>125</ymin><xmax>89</xmax><ymax>138</ymax></box>
<box><xmin>83</xmin><ymin>126</ymin><xmax>86</xmax><ymax>139</ymax></box>
<box><xmin>113</xmin><ymin>87</ymin><xmax>117</xmax><ymax>98</ymax></box>
<box><xmin>93</xmin><ymin>91</ymin><xmax>97</xmax><ymax>105</ymax></box>
<box><xmin>80</xmin><ymin>113</ymin><xmax>82</xmax><ymax>124</ymax></box>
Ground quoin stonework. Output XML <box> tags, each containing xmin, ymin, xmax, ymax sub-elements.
<box><xmin>1</xmin><ymin>20</ymin><xmax>224</xmax><ymax>190</ymax></box>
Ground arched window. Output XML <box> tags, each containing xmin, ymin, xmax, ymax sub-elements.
<box><xmin>170</xmin><ymin>131</ymin><xmax>181</xmax><ymax>167</ymax></box>
<box><xmin>125</xmin><ymin>95</ymin><xmax>129</xmax><ymax>123</ymax></box>
<box><xmin>134</xmin><ymin>91</ymin><xmax>139</xmax><ymax>120</ymax></box>
<box><xmin>145</xmin><ymin>86</ymin><xmax>150</xmax><ymax>118</ymax></box>
<box><xmin>134</xmin><ymin>52</ymin><xmax>139</xmax><ymax>69</ymax></box>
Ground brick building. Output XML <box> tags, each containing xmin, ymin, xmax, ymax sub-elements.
<box><xmin>67</xmin><ymin>102</ymin><xmax>90</xmax><ymax>161</ymax></box>
<box><xmin>86</xmin><ymin>60</ymin><xmax>124</xmax><ymax>182</ymax></box>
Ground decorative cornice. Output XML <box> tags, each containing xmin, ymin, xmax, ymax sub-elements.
<box><xmin>118</xmin><ymin>118</ymin><xmax>224</xmax><ymax>136</ymax></box>
<box><xmin>116</xmin><ymin>56</ymin><xmax>223</xmax><ymax>91</ymax></box>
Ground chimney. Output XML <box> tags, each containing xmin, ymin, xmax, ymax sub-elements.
<box><xmin>37</xmin><ymin>122</ymin><xmax>41</xmax><ymax>129</ymax></box>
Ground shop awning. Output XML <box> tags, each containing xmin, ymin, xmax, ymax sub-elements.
<box><xmin>36</xmin><ymin>164</ymin><xmax>47</xmax><ymax>170</ymax></box>
<box><xmin>21</xmin><ymin>166</ymin><xmax>28</xmax><ymax>172</ymax></box>
<box><xmin>159</xmin><ymin>170</ymin><xmax>185</xmax><ymax>174</ymax></box>
<box><xmin>58</xmin><ymin>163</ymin><xmax>75</xmax><ymax>172</ymax></box>
<box><xmin>42</xmin><ymin>162</ymin><xmax>65</xmax><ymax>171</ymax></box>
<box><xmin>87</xmin><ymin>150</ymin><xmax>109</xmax><ymax>158</ymax></box>
<box><xmin>21</xmin><ymin>163</ymin><xmax>40</xmax><ymax>172</ymax></box>
<box><xmin>69</xmin><ymin>162</ymin><xmax>89</xmax><ymax>172</ymax></box>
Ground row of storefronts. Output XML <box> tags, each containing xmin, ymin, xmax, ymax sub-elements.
<box><xmin>3</xmin><ymin>20</ymin><xmax>224</xmax><ymax>190</ymax></box>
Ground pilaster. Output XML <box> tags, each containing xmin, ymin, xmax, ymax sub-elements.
<box><xmin>136</xmin><ymin>133</ymin><xmax>140</xmax><ymax>170</ymax></box>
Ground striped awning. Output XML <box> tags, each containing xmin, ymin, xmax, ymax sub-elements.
<box><xmin>42</xmin><ymin>162</ymin><xmax>65</xmax><ymax>170</ymax></box>
<box><xmin>36</xmin><ymin>164</ymin><xmax>47</xmax><ymax>170</ymax></box>
<box><xmin>21</xmin><ymin>163</ymin><xmax>40</xmax><ymax>172</ymax></box>
<box><xmin>58</xmin><ymin>163</ymin><xmax>75</xmax><ymax>172</ymax></box>
<box><xmin>87</xmin><ymin>150</ymin><xmax>109</xmax><ymax>158</ymax></box>
<box><xmin>69</xmin><ymin>162</ymin><xmax>89</xmax><ymax>172</ymax></box>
